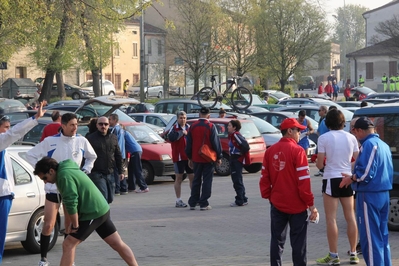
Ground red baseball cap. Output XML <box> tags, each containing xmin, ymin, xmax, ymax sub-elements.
<box><xmin>280</xmin><ymin>118</ymin><xmax>306</xmax><ymax>131</ymax></box>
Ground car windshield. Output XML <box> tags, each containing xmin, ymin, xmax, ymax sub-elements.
<box><xmin>80</xmin><ymin>81</ymin><xmax>93</xmax><ymax>87</ymax></box>
<box><xmin>239</xmin><ymin>121</ymin><xmax>263</xmax><ymax>139</ymax></box>
<box><xmin>272</xmin><ymin>91</ymin><xmax>291</xmax><ymax>99</ymax></box>
<box><xmin>245</xmin><ymin>116</ymin><xmax>280</xmax><ymax>134</ymax></box>
<box><xmin>124</xmin><ymin>124</ymin><xmax>164</xmax><ymax>144</ymax></box>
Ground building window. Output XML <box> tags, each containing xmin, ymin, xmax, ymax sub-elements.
<box><xmin>158</xmin><ymin>40</ymin><xmax>162</xmax><ymax>56</ymax></box>
<box><xmin>133</xmin><ymin>42</ymin><xmax>138</xmax><ymax>58</ymax></box>
<box><xmin>105</xmin><ymin>74</ymin><xmax>112</xmax><ymax>83</ymax></box>
<box><xmin>133</xmin><ymin>74</ymin><xmax>139</xmax><ymax>84</ymax></box>
<box><xmin>114</xmin><ymin>42</ymin><xmax>120</xmax><ymax>57</ymax></box>
<box><xmin>15</xmin><ymin>67</ymin><xmax>27</xmax><ymax>78</ymax></box>
<box><xmin>389</xmin><ymin>61</ymin><xmax>397</xmax><ymax>77</ymax></box>
<box><xmin>148</xmin><ymin>39</ymin><xmax>152</xmax><ymax>55</ymax></box>
<box><xmin>366</xmin><ymin>62</ymin><xmax>373</xmax><ymax>79</ymax></box>
<box><xmin>114</xmin><ymin>74</ymin><xmax>121</xmax><ymax>90</ymax></box>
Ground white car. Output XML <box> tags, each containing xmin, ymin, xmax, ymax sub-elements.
<box><xmin>80</xmin><ymin>80</ymin><xmax>116</xmax><ymax>96</ymax></box>
<box><xmin>6</xmin><ymin>145</ymin><xmax>65</xmax><ymax>253</ymax></box>
<box><xmin>128</xmin><ymin>80</ymin><xmax>163</xmax><ymax>99</ymax></box>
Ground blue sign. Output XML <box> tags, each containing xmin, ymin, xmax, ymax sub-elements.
<box><xmin>0</xmin><ymin>62</ymin><xmax>7</xmax><ymax>70</ymax></box>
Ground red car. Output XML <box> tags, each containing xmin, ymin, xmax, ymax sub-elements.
<box><xmin>119</xmin><ymin>121</ymin><xmax>175</xmax><ymax>184</ymax></box>
<box><xmin>167</xmin><ymin>118</ymin><xmax>266</xmax><ymax>176</ymax></box>
<box><xmin>351</xmin><ymin>86</ymin><xmax>376</xmax><ymax>101</ymax></box>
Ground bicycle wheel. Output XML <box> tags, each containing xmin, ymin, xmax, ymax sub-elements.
<box><xmin>197</xmin><ymin>87</ymin><xmax>218</xmax><ymax>109</ymax></box>
<box><xmin>230</xmin><ymin>86</ymin><xmax>252</xmax><ymax>109</ymax></box>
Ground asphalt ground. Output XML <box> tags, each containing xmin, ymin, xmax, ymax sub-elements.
<box><xmin>4</xmin><ymin>164</ymin><xmax>399</xmax><ymax>266</ymax></box>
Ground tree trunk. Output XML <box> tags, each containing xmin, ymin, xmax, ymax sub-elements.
<box><xmin>56</xmin><ymin>72</ymin><xmax>66</xmax><ymax>99</ymax></box>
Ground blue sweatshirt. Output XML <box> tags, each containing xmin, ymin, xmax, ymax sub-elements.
<box><xmin>353</xmin><ymin>133</ymin><xmax>393</xmax><ymax>192</ymax></box>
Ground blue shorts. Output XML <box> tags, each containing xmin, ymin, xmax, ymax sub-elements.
<box><xmin>174</xmin><ymin>160</ymin><xmax>193</xmax><ymax>174</ymax></box>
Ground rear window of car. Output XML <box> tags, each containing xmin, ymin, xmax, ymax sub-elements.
<box><xmin>239</xmin><ymin>122</ymin><xmax>262</xmax><ymax>139</ymax></box>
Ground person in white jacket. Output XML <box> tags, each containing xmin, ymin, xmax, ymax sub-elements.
<box><xmin>0</xmin><ymin>102</ymin><xmax>46</xmax><ymax>264</ymax></box>
<box><xmin>26</xmin><ymin>113</ymin><xmax>97</xmax><ymax>266</ymax></box>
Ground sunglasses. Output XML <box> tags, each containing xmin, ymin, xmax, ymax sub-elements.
<box><xmin>0</xmin><ymin>115</ymin><xmax>10</xmax><ymax>121</ymax></box>
<box><xmin>98</xmin><ymin>122</ymin><xmax>109</xmax><ymax>126</ymax></box>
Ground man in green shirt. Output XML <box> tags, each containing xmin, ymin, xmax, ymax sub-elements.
<box><xmin>34</xmin><ymin>157</ymin><xmax>139</xmax><ymax>266</ymax></box>
<box><xmin>381</xmin><ymin>73</ymin><xmax>388</xmax><ymax>92</ymax></box>
<box><xmin>358</xmin><ymin>75</ymin><xmax>364</xmax><ymax>87</ymax></box>
<box><xmin>396</xmin><ymin>73</ymin><xmax>399</xmax><ymax>91</ymax></box>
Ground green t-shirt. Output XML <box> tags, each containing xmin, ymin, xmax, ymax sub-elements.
<box><xmin>56</xmin><ymin>159</ymin><xmax>110</xmax><ymax>221</ymax></box>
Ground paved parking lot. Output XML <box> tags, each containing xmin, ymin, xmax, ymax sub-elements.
<box><xmin>4</xmin><ymin>164</ymin><xmax>399</xmax><ymax>265</ymax></box>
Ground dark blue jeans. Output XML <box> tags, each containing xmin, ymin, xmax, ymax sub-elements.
<box><xmin>188</xmin><ymin>162</ymin><xmax>215</xmax><ymax>208</ymax></box>
<box><xmin>89</xmin><ymin>172</ymin><xmax>115</xmax><ymax>204</ymax></box>
<box><xmin>127</xmin><ymin>152</ymin><xmax>147</xmax><ymax>191</ymax></box>
<box><xmin>270</xmin><ymin>204</ymin><xmax>308</xmax><ymax>266</ymax></box>
<box><xmin>230</xmin><ymin>157</ymin><xmax>247</xmax><ymax>205</ymax></box>
<box><xmin>114</xmin><ymin>165</ymin><xmax>127</xmax><ymax>193</ymax></box>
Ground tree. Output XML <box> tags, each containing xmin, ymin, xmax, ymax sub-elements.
<box><xmin>332</xmin><ymin>4</ymin><xmax>368</xmax><ymax>80</ymax></box>
<box><xmin>371</xmin><ymin>15</ymin><xmax>399</xmax><ymax>55</ymax></box>
<box><xmin>217</xmin><ymin>0</ymin><xmax>257</xmax><ymax>77</ymax></box>
<box><xmin>166</xmin><ymin>0</ymin><xmax>224</xmax><ymax>94</ymax></box>
<box><xmin>253</xmin><ymin>0</ymin><xmax>330</xmax><ymax>92</ymax></box>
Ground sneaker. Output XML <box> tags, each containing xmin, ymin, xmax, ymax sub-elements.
<box><xmin>175</xmin><ymin>200</ymin><xmax>188</xmax><ymax>208</ymax></box>
<box><xmin>120</xmin><ymin>191</ymin><xmax>128</xmax><ymax>195</ymax></box>
<box><xmin>356</xmin><ymin>243</ymin><xmax>362</xmax><ymax>255</ymax></box>
<box><xmin>135</xmin><ymin>188</ymin><xmax>149</xmax><ymax>193</ymax></box>
<box><xmin>190</xmin><ymin>206</ymin><xmax>196</xmax><ymax>210</ymax></box>
<box><xmin>200</xmin><ymin>205</ymin><xmax>212</xmax><ymax>211</ymax></box>
<box><xmin>314</xmin><ymin>171</ymin><xmax>324</xmax><ymax>177</ymax></box>
<box><xmin>114</xmin><ymin>192</ymin><xmax>120</xmax><ymax>196</ymax></box>
<box><xmin>230</xmin><ymin>202</ymin><xmax>248</xmax><ymax>207</ymax></box>
<box><xmin>316</xmin><ymin>254</ymin><xmax>340</xmax><ymax>265</ymax></box>
<box><xmin>349</xmin><ymin>254</ymin><xmax>359</xmax><ymax>264</ymax></box>
<box><xmin>38</xmin><ymin>260</ymin><xmax>49</xmax><ymax>266</ymax></box>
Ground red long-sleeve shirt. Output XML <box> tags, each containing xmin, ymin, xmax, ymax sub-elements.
<box><xmin>324</xmin><ymin>84</ymin><xmax>333</xmax><ymax>94</ymax></box>
<box><xmin>259</xmin><ymin>137</ymin><xmax>314</xmax><ymax>214</ymax></box>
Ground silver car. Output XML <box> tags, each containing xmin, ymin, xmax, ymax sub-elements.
<box><xmin>5</xmin><ymin>146</ymin><xmax>64</xmax><ymax>254</ymax></box>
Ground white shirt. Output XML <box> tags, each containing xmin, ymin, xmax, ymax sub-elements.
<box><xmin>318</xmin><ymin>130</ymin><xmax>359</xmax><ymax>179</ymax></box>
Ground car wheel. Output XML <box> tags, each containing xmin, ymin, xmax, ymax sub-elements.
<box><xmin>157</xmin><ymin>91</ymin><xmax>162</xmax><ymax>98</ymax></box>
<box><xmin>215</xmin><ymin>153</ymin><xmax>230</xmax><ymax>176</ymax></box>
<box><xmin>171</xmin><ymin>173</ymin><xmax>187</xmax><ymax>181</ymax></box>
<box><xmin>108</xmin><ymin>91</ymin><xmax>115</xmax><ymax>96</ymax></box>
<box><xmin>244</xmin><ymin>163</ymin><xmax>262</xmax><ymax>173</ymax></box>
<box><xmin>142</xmin><ymin>161</ymin><xmax>154</xmax><ymax>185</ymax></box>
<box><xmin>71</xmin><ymin>93</ymin><xmax>80</xmax><ymax>100</ymax></box>
<box><xmin>21</xmin><ymin>208</ymin><xmax>59</xmax><ymax>254</ymax></box>
<box><xmin>389</xmin><ymin>189</ymin><xmax>399</xmax><ymax>231</ymax></box>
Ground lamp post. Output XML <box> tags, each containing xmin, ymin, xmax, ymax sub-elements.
<box><xmin>202</xmin><ymin>42</ymin><xmax>208</xmax><ymax>86</ymax></box>
<box><xmin>139</xmin><ymin>0</ymin><xmax>145</xmax><ymax>102</ymax></box>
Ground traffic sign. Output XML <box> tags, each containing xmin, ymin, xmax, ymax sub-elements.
<box><xmin>0</xmin><ymin>62</ymin><xmax>7</xmax><ymax>70</ymax></box>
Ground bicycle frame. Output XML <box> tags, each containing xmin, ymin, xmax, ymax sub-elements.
<box><xmin>208</xmin><ymin>75</ymin><xmax>238</xmax><ymax>96</ymax></box>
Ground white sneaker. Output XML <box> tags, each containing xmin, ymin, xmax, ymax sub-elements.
<box><xmin>38</xmin><ymin>260</ymin><xmax>49</xmax><ymax>266</ymax></box>
<box><xmin>135</xmin><ymin>188</ymin><xmax>149</xmax><ymax>193</ymax></box>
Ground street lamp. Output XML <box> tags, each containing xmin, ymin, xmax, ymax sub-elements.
<box><xmin>202</xmin><ymin>42</ymin><xmax>208</xmax><ymax>86</ymax></box>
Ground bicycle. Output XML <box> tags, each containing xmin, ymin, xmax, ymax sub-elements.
<box><xmin>196</xmin><ymin>75</ymin><xmax>253</xmax><ymax>110</ymax></box>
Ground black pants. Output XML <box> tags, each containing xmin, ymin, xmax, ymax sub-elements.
<box><xmin>230</xmin><ymin>157</ymin><xmax>247</xmax><ymax>205</ymax></box>
<box><xmin>270</xmin><ymin>204</ymin><xmax>308</xmax><ymax>266</ymax></box>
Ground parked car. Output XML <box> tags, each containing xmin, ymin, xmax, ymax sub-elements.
<box><xmin>0</xmin><ymin>98</ymin><xmax>27</xmax><ymax>112</ymax></box>
<box><xmin>297</xmin><ymin>76</ymin><xmax>315</xmax><ymax>90</ymax></box>
<box><xmin>277</xmin><ymin>97</ymin><xmax>335</xmax><ymax>107</ymax></box>
<box><xmin>127</xmin><ymin>80</ymin><xmax>163</xmax><ymax>99</ymax></box>
<box><xmin>185</xmin><ymin>118</ymin><xmax>266</xmax><ymax>176</ymax></box>
<box><xmin>252</xmin><ymin>111</ymin><xmax>318</xmax><ymax>153</ymax></box>
<box><xmin>124</xmin><ymin>103</ymin><xmax>155</xmax><ymax>113</ymax></box>
<box><xmin>154</xmin><ymin>99</ymin><xmax>232</xmax><ymax>114</ymax></box>
<box><xmin>274</xmin><ymin>105</ymin><xmax>353</xmax><ymax>134</ymax></box>
<box><xmin>365</xmin><ymin>92</ymin><xmax>399</xmax><ymax>100</ymax></box>
<box><xmin>129</xmin><ymin>113</ymin><xmax>175</xmax><ymax>128</ymax></box>
<box><xmin>337</xmin><ymin>101</ymin><xmax>374</xmax><ymax>108</ymax></box>
<box><xmin>168</xmin><ymin>80</ymin><xmax>205</xmax><ymax>96</ymax></box>
<box><xmin>351</xmin><ymin>86</ymin><xmax>376</xmax><ymax>101</ymax></box>
<box><xmin>6</xmin><ymin>145</ymin><xmax>64</xmax><ymax>253</ymax></box>
<box><xmin>260</xmin><ymin>90</ymin><xmax>291</xmax><ymax>102</ymax></box>
<box><xmin>52</xmin><ymin>83</ymin><xmax>94</xmax><ymax>100</ymax></box>
<box><xmin>353</xmin><ymin>103</ymin><xmax>399</xmax><ymax>231</ymax></box>
<box><xmin>80</xmin><ymin>80</ymin><xmax>116</xmax><ymax>96</ymax></box>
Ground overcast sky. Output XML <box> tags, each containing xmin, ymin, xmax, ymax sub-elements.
<box><xmin>325</xmin><ymin>0</ymin><xmax>393</xmax><ymax>15</ymax></box>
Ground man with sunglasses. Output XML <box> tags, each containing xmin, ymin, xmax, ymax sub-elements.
<box><xmin>86</xmin><ymin>116</ymin><xmax>123</xmax><ymax>204</ymax></box>
<box><xmin>33</xmin><ymin>157</ymin><xmax>139</xmax><ymax>266</ymax></box>
<box><xmin>26</xmin><ymin>112</ymin><xmax>97</xmax><ymax>266</ymax></box>
<box><xmin>0</xmin><ymin>102</ymin><xmax>46</xmax><ymax>264</ymax></box>
<box><xmin>260</xmin><ymin>118</ymin><xmax>318</xmax><ymax>266</ymax></box>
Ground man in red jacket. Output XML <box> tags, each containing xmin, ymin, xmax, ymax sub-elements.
<box><xmin>324</xmin><ymin>80</ymin><xmax>333</xmax><ymax>98</ymax></box>
<box><xmin>167</xmin><ymin>111</ymin><xmax>194</xmax><ymax>208</ymax></box>
<box><xmin>259</xmin><ymin>118</ymin><xmax>319</xmax><ymax>266</ymax></box>
<box><xmin>185</xmin><ymin>107</ymin><xmax>222</xmax><ymax>211</ymax></box>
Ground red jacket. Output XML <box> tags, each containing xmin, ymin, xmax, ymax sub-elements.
<box><xmin>40</xmin><ymin>122</ymin><xmax>61</xmax><ymax>142</ymax></box>
<box><xmin>324</xmin><ymin>84</ymin><xmax>333</xmax><ymax>94</ymax></box>
<box><xmin>259</xmin><ymin>137</ymin><xmax>314</xmax><ymax>214</ymax></box>
<box><xmin>168</xmin><ymin>123</ymin><xmax>190</xmax><ymax>162</ymax></box>
<box><xmin>185</xmin><ymin>119</ymin><xmax>222</xmax><ymax>163</ymax></box>
<box><xmin>344</xmin><ymin>87</ymin><xmax>351</xmax><ymax>98</ymax></box>
<box><xmin>318</xmin><ymin>85</ymin><xmax>323</xmax><ymax>94</ymax></box>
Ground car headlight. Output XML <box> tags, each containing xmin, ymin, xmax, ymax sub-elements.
<box><xmin>160</xmin><ymin>154</ymin><xmax>171</xmax><ymax>160</ymax></box>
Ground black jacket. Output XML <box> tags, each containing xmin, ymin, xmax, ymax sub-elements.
<box><xmin>86</xmin><ymin>130</ymin><xmax>123</xmax><ymax>175</ymax></box>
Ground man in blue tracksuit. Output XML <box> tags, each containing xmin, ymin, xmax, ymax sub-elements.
<box><xmin>109</xmin><ymin>114</ymin><xmax>127</xmax><ymax>195</ymax></box>
<box><xmin>341</xmin><ymin>117</ymin><xmax>392</xmax><ymax>266</ymax></box>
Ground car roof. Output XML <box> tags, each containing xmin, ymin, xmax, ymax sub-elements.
<box><xmin>354</xmin><ymin>103</ymin><xmax>399</xmax><ymax>116</ymax></box>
